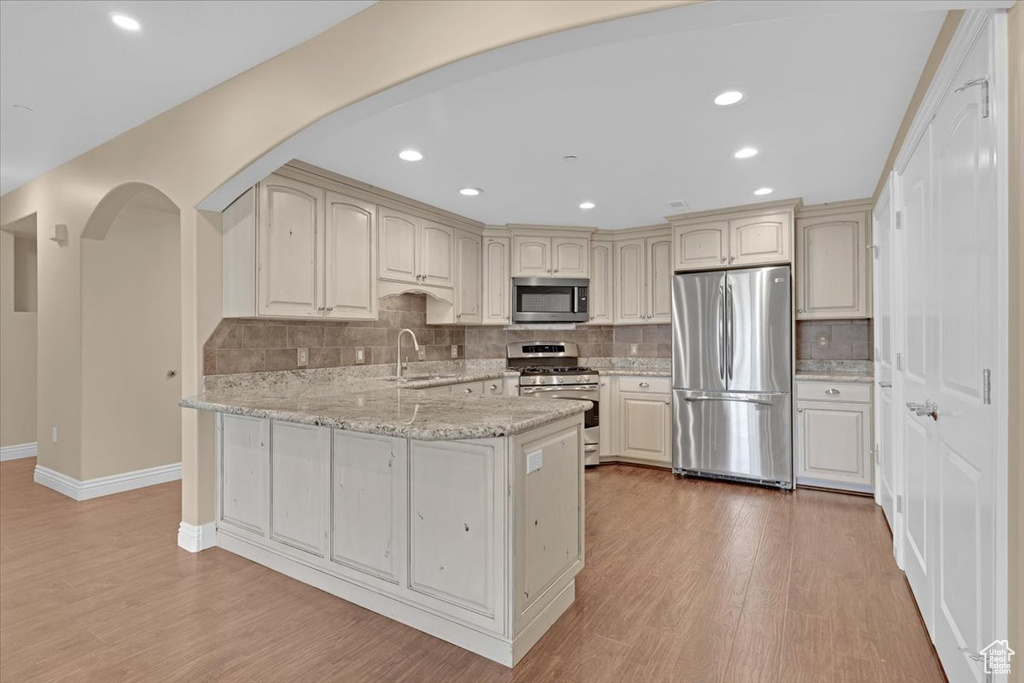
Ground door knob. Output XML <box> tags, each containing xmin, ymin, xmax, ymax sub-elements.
<box><xmin>906</xmin><ymin>400</ymin><xmax>939</xmax><ymax>420</ymax></box>
<box><xmin>167</xmin><ymin>370</ymin><xmax>177</xmax><ymax>378</ymax></box>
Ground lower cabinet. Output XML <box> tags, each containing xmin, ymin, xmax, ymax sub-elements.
<box><xmin>270</xmin><ymin>421</ymin><xmax>330</xmax><ymax>556</ymax></box>
<box><xmin>606</xmin><ymin>376</ymin><xmax>672</xmax><ymax>468</ymax></box>
<box><xmin>795</xmin><ymin>380</ymin><xmax>873</xmax><ymax>492</ymax></box>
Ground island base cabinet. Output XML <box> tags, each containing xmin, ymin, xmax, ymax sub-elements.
<box><xmin>213</xmin><ymin>413</ymin><xmax>585</xmax><ymax>668</ymax></box>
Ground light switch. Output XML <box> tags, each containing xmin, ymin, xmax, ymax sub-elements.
<box><xmin>629</xmin><ymin>343</ymin><xmax>639</xmax><ymax>357</ymax></box>
<box><xmin>356</xmin><ymin>347</ymin><xmax>365</xmax><ymax>364</ymax></box>
<box><xmin>51</xmin><ymin>426</ymin><xmax>58</xmax><ymax>444</ymax></box>
<box><xmin>527</xmin><ymin>450</ymin><xmax>543</xmax><ymax>474</ymax></box>
<box><xmin>297</xmin><ymin>348</ymin><xmax>309</xmax><ymax>366</ymax></box>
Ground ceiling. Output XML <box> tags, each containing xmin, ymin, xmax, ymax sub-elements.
<box><xmin>298</xmin><ymin>7</ymin><xmax>947</xmax><ymax>229</ymax></box>
<box><xmin>0</xmin><ymin>0</ymin><xmax>375</xmax><ymax>195</ymax></box>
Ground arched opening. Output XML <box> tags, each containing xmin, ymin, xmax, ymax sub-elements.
<box><xmin>0</xmin><ymin>213</ymin><xmax>38</xmax><ymax>457</ymax></box>
<box><xmin>80</xmin><ymin>185</ymin><xmax>181</xmax><ymax>479</ymax></box>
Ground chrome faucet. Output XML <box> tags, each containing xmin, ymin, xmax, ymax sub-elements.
<box><xmin>396</xmin><ymin>328</ymin><xmax>420</xmax><ymax>380</ymax></box>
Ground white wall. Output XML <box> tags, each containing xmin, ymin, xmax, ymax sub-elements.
<box><xmin>0</xmin><ymin>224</ymin><xmax>37</xmax><ymax>447</ymax></box>
<box><xmin>80</xmin><ymin>197</ymin><xmax>180</xmax><ymax>479</ymax></box>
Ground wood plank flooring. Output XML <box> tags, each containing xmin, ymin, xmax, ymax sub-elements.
<box><xmin>0</xmin><ymin>458</ymin><xmax>944</xmax><ymax>682</ymax></box>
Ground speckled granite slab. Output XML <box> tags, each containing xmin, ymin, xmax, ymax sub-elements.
<box><xmin>584</xmin><ymin>357</ymin><xmax>671</xmax><ymax>377</ymax></box>
<box><xmin>795</xmin><ymin>360</ymin><xmax>874</xmax><ymax>383</ymax></box>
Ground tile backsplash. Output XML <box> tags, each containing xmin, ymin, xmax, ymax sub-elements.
<box><xmin>463</xmin><ymin>324</ymin><xmax>670</xmax><ymax>361</ymax></box>
<box><xmin>796</xmin><ymin>319</ymin><xmax>873</xmax><ymax>361</ymax></box>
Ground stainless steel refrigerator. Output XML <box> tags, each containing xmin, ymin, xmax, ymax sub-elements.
<box><xmin>671</xmin><ymin>265</ymin><xmax>793</xmax><ymax>488</ymax></box>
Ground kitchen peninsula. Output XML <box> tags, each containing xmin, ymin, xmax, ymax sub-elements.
<box><xmin>181</xmin><ymin>367</ymin><xmax>587</xmax><ymax>667</ymax></box>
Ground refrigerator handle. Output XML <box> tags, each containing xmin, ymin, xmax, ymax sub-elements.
<box><xmin>718</xmin><ymin>284</ymin><xmax>726</xmax><ymax>381</ymax></box>
<box><xmin>726</xmin><ymin>282</ymin><xmax>734</xmax><ymax>381</ymax></box>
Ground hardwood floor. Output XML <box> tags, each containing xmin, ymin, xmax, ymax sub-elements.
<box><xmin>0</xmin><ymin>458</ymin><xmax>943</xmax><ymax>682</ymax></box>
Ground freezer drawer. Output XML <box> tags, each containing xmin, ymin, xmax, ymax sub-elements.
<box><xmin>672</xmin><ymin>389</ymin><xmax>792</xmax><ymax>487</ymax></box>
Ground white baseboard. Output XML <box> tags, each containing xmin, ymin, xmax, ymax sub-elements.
<box><xmin>33</xmin><ymin>462</ymin><xmax>182</xmax><ymax>502</ymax></box>
<box><xmin>0</xmin><ymin>441</ymin><xmax>37</xmax><ymax>462</ymax></box>
<box><xmin>178</xmin><ymin>521</ymin><xmax>217</xmax><ymax>553</ymax></box>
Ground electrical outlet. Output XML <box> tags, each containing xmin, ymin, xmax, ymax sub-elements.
<box><xmin>51</xmin><ymin>426</ymin><xmax>58</xmax><ymax>444</ymax></box>
<box><xmin>451</xmin><ymin>345</ymin><xmax>459</xmax><ymax>359</ymax></box>
<box><xmin>817</xmin><ymin>334</ymin><xmax>829</xmax><ymax>348</ymax></box>
<box><xmin>297</xmin><ymin>348</ymin><xmax>309</xmax><ymax>366</ymax></box>
<box><xmin>526</xmin><ymin>449</ymin><xmax>543</xmax><ymax>474</ymax></box>
<box><xmin>629</xmin><ymin>343</ymin><xmax>639</xmax><ymax>357</ymax></box>
<box><xmin>417</xmin><ymin>348</ymin><xmax>426</xmax><ymax>360</ymax></box>
<box><xmin>355</xmin><ymin>347</ymin><xmax>365</xmax><ymax>364</ymax></box>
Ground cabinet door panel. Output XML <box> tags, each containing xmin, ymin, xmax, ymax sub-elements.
<box><xmin>270</xmin><ymin>422</ymin><xmax>330</xmax><ymax>555</ymax></box>
<box><xmin>378</xmin><ymin>208</ymin><xmax>419</xmax><ymax>284</ymax></box>
<box><xmin>551</xmin><ymin>237</ymin><xmax>589</xmax><ymax>277</ymax></box>
<box><xmin>482</xmin><ymin>237</ymin><xmax>510</xmax><ymax>325</ymax></box>
<box><xmin>258</xmin><ymin>175</ymin><xmax>322</xmax><ymax>317</ymax></box>
<box><xmin>618</xmin><ymin>391</ymin><xmax>671</xmax><ymax>464</ymax></box>
<box><xmin>674</xmin><ymin>221</ymin><xmax>729</xmax><ymax>271</ymax></box>
<box><xmin>325</xmin><ymin>192</ymin><xmax>377</xmax><ymax>320</ymax></box>
<box><xmin>512</xmin><ymin>236</ymin><xmax>551</xmax><ymax>277</ymax></box>
<box><xmin>796</xmin><ymin>213</ymin><xmax>868</xmax><ymax>319</ymax></box>
<box><xmin>589</xmin><ymin>242</ymin><xmax>614</xmax><ymax>324</ymax></box>
<box><xmin>730</xmin><ymin>213</ymin><xmax>790</xmax><ymax>266</ymax></box>
<box><xmin>796</xmin><ymin>401</ymin><xmax>871</xmax><ymax>485</ymax></box>
<box><xmin>455</xmin><ymin>231</ymin><xmax>482</xmax><ymax>323</ymax></box>
<box><xmin>421</xmin><ymin>222</ymin><xmax>454</xmax><ymax>287</ymax></box>
<box><xmin>615</xmin><ymin>239</ymin><xmax>646</xmax><ymax>324</ymax></box>
<box><xmin>648</xmin><ymin>236</ymin><xmax>673</xmax><ymax>323</ymax></box>
<box><xmin>221</xmin><ymin>415</ymin><xmax>269</xmax><ymax>535</ymax></box>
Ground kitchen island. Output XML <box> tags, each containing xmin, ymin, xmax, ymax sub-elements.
<box><xmin>181</xmin><ymin>371</ymin><xmax>587</xmax><ymax>667</ymax></box>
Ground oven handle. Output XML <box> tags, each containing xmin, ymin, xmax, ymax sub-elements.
<box><xmin>520</xmin><ymin>386</ymin><xmax>598</xmax><ymax>397</ymax></box>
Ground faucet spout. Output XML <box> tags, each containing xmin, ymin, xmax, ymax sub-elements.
<box><xmin>396</xmin><ymin>328</ymin><xmax>420</xmax><ymax>379</ymax></box>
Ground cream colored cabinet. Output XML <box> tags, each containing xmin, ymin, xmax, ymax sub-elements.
<box><xmin>452</xmin><ymin>380</ymin><xmax>486</xmax><ymax>396</ymax></box>
<box><xmin>796</xmin><ymin>209</ymin><xmax>871</xmax><ymax>319</ymax></box>
<box><xmin>614</xmin><ymin>229</ymin><xmax>672</xmax><ymax>324</ymax></box>
<box><xmin>671</xmin><ymin>206</ymin><xmax>794</xmax><ymax>271</ymax></box>
<box><xmin>512</xmin><ymin>234</ymin><xmax>589</xmax><ymax>278</ymax></box>
<box><xmin>482</xmin><ymin>236</ymin><xmax>510</xmax><ymax>325</ymax></box>
<box><xmin>484</xmin><ymin>379</ymin><xmax>505</xmax><ymax>396</ymax></box>
<box><xmin>454</xmin><ymin>230</ymin><xmax>482</xmax><ymax>324</ymax></box>
<box><xmin>270</xmin><ymin>421</ymin><xmax>330</xmax><ymax>556</ymax></box>
<box><xmin>598</xmin><ymin>378</ymin><xmax>613</xmax><ymax>459</ymax></box>
<box><xmin>673</xmin><ymin>220</ymin><xmax>729</xmax><ymax>271</ymax></box>
<box><xmin>378</xmin><ymin>208</ymin><xmax>454</xmax><ymax>288</ymax></box>
<box><xmin>729</xmin><ymin>212</ymin><xmax>791</xmax><ymax>266</ymax></box>
<box><xmin>324</xmin><ymin>191</ymin><xmax>377</xmax><ymax>320</ymax></box>
<box><xmin>617</xmin><ymin>389</ymin><xmax>672</xmax><ymax>467</ymax></box>
<box><xmin>795</xmin><ymin>379</ymin><xmax>873</xmax><ymax>493</ymax></box>
<box><xmin>257</xmin><ymin>174</ymin><xmax>324</xmax><ymax>317</ymax></box>
<box><xmin>588</xmin><ymin>241</ymin><xmax>614</xmax><ymax>324</ymax></box>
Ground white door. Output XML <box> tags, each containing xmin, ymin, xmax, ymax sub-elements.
<box><xmin>378</xmin><ymin>208</ymin><xmax>419</xmax><ymax>284</ymax></box>
<box><xmin>551</xmin><ymin>237</ymin><xmax>589</xmax><ymax>277</ymax></box>
<box><xmin>482</xmin><ymin>237</ymin><xmax>510</xmax><ymax>325</ymax></box>
<box><xmin>872</xmin><ymin>183</ymin><xmax>897</xmax><ymax>529</ymax></box>
<box><xmin>646</xmin><ymin>235</ymin><xmax>673</xmax><ymax>323</ymax></box>
<box><xmin>928</xmin><ymin>27</ymin><xmax>999</xmax><ymax>682</ymax></box>
<box><xmin>420</xmin><ymin>221</ymin><xmax>454</xmax><ymax>288</ymax></box>
<box><xmin>512</xmin><ymin>236</ymin><xmax>551</xmax><ymax>277</ymax></box>
<box><xmin>589</xmin><ymin>242</ymin><xmax>614</xmax><ymax>324</ymax></box>
<box><xmin>324</xmin><ymin>191</ymin><xmax>377</xmax><ymax>320</ymax></box>
<box><xmin>257</xmin><ymin>174</ymin><xmax>323</xmax><ymax>317</ymax></box>
<box><xmin>454</xmin><ymin>230</ymin><xmax>482</xmax><ymax>324</ymax></box>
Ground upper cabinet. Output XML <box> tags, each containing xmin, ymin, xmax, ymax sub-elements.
<box><xmin>588</xmin><ymin>240</ymin><xmax>614</xmax><ymax>324</ymax></box>
<box><xmin>324</xmin><ymin>191</ymin><xmax>377</xmax><ymax>320</ymax></box>
<box><xmin>257</xmin><ymin>174</ymin><xmax>324</xmax><ymax>318</ymax></box>
<box><xmin>482</xmin><ymin>236</ymin><xmax>511</xmax><ymax>325</ymax></box>
<box><xmin>671</xmin><ymin>204</ymin><xmax>795</xmax><ymax>272</ymax></box>
<box><xmin>614</xmin><ymin>228</ymin><xmax>672</xmax><ymax>325</ymax></box>
<box><xmin>511</xmin><ymin>234</ymin><xmax>589</xmax><ymax>278</ymax></box>
<box><xmin>796</xmin><ymin>205</ymin><xmax>871</xmax><ymax>319</ymax></box>
<box><xmin>378</xmin><ymin>209</ymin><xmax>454</xmax><ymax>289</ymax></box>
<box><xmin>421</xmin><ymin>222</ymin><xmax>455</xmax><ymax>288</ymax></box>
<box><xmin>454</xmin><ymin>230</ymin><xmax>482</xmax><ymax>324</ymax></box>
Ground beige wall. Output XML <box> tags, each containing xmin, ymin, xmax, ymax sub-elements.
<box><xmin>80</xmin><ymin>198</ymin><xmax>181</xmax><ymax>479</ymax></box>
<box><xmin>0</xmin><ymin>224</ymin><xmax>37</xmax><ymax>447</ymax></box>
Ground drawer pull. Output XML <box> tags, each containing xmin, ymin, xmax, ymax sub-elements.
<box><xmin>490</xmin><ymin>383</ymin><xmax>498</xmax><ymax>390</ymax></box>
<box><xmin>464</xmin><ymin>388</ymin><xmax>473</xmax><ymax>393</ymax></box>
<box><xmin>639</xmin><ymin>382</ymin><xmax>650</xmax><ymax>388</ymax></box>
<box><xmin>825</xmin><ymin>388</ymin><xmax>840</xmax><ymax>395</ymax></box>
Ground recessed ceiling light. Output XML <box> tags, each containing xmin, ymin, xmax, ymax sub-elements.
<box><xmin>714</xmin><ymin>90</ymin><xmax>744</xmax><ymax>106</ymax></box>
<box><xmin>459</xmin><ymin>187</ymin><xmax>482</xmax><ymax>196</ymax></box>
<box><xmin>110</xmin><ymin>13</ymin><xmax>141</xmax><ymax>31</ymax></box>
<box><xmin>579</xmin><ymin>202</ymin><xmax>596</xmax><ymax>210</ymax></box>
<box><xmin>753</xmin><ymin>187</ymin><xmax>774</xmax><ymax>196</ymax></box>
<box><xmin>734</xmin><ymin>147</ymin><xmax>758</xmax><ymax>159</ymax></box>
<box><xmin>398</xmin><ymin>149</ymin><xmax>423</xmax><ymax>161</ymax></box>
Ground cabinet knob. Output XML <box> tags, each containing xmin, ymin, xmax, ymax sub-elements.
<box><xmin>798</xmin><ymin>308</ymin><xmax>804</xmax><ymax>313</ymax></box>
<box><xmin>721</xmin><ymin>258</ymin><xmax>727</xmax><ymax>263</ymax></box>
<box><xmin>825</xmin><ymin>388</ymin><xmax>840</xmax><ymax>395</ymax></box>
<box><xmin>490</xmin><ymin>384</ymin><xmax>498</xmax><ymax>390</ymax></box>
<box><xmin>639</xmin><ymin>382</ymin><xmax>650</xmax><ymax>388</ymax></box>
<box><xmin>798</xmin><ymin>407</ymin><xmax>804</xmax><ymax>413</ymax></box>
<box><xmin>554</xmin><ymin>268</ymin><xmax>559</xmax><ymax>273</ymax></box>
<box><xmin>464</xmin><ymin>388</ymin><xmax>473</xmax><ymax>393</ymax></box>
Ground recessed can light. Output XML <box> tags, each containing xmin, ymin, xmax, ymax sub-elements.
<box><xmin>753</xmin><ymin>187</ymin><xmax>774</xmax><ymax>196</ymax></box>
<box><xmin>398</xmin><ymin>149</ymin><xmax>423</xmax><ymax>161</ymax></box>
<box><xmin>110</xmin><ymin>13</ymin><xmax>141</xmax><ymax>31</ymax></box>
<box><xmin>579</xmin><ymin>201</ymin><xmax>596</xmax><ymax>210</ymax></box>
<box><xmin>734</xmin><ymin>147</ymin><xmax>758</xmax><ymax>159</ymax></box>
<box><xmin>459</xmin><ymin>188</ymin><xmax>482</xmax><ymax>196</ymax></box>
<box><xmin>714</xmin><ymin>90</ymin><xmax>744</xmax><ymax>106</ymax></box>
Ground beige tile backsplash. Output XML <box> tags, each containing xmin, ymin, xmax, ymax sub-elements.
<box><xmin>796</xmin><ymin>319</ymin><xmax>873</xmax><ymax>361</ymax></box>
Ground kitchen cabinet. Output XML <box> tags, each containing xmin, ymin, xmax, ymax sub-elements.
<box><xmin>451</xmin><ymin>380</ymin><xmax>486</xmax><ymax>396</ymax></box>
<box><xmin>378</xmin><ymin>208</ymin><xmax>454</xmax><ymax>288</ymax></box>
<box><xmin>511</xmin><ymin>235</ymin><xmax>589</xmax><ymax>278</ymax></box>
<box><xmin>589</xmin><ymin>240</ymin><xmax>614</xmax><ymax>324</ymax></box>
<box><xmin>673</xmin><ymin>220</ymin><xmax>729</xmax><ymax>271</ymax></box>
<box><xmin>485</xmin><ymin>379</ymin><xmax>505</xmax><ymax>396</ymax></box>
<box><xmin>671</xmin><ymin>205</ymin><xmax>794</xmax><ymax>271</ymax></box>
<box><xmin>257</xmin><ymin>174</ymin><xmax>324</xmax><ymax>317</ymax></box>
<box><xmin>324</xmin><ymin>190</ymin><xmax>378</xmax><ymax>320</ymax></box>
<box><xmin>616</xmin><ymin>388</ymin><xmax>672</xmax><ymax>467</ymax></box>
<box><xmin>729</xmin><ymin>212</ymin><xmax>791</xmax><ymax>266</ymax></box>
<box><xmin>796</xmin><ymin>208</ymin><xmax>871</xmax><ymax>319</ymax></box>
<box><xmin>454</xmin><ymin>230</ymin><xmax>482</xmax><ymax>324</ymax></box>
<box><xmin>614</xmin><ymin>229</ymin><xmax>672</xmax><ymax>324</ymax></box>
<box><xmin>421</xmin><ymin>221</ymin><xmax>455</xmax><ymax>287</ymax></box>
<box><xmin>270</xmin><ymin>420</ymin><xmax>330</xmax><ymax>555</ymax></box>
<box><xmin>795</xmin><ymin>379</ymin><xmax>873</xmax><ymax>492</ymax></box>
<box><xmin>482</xmin><ymin>236</ymin><xmax>511</xmax><ymax>325</ymax></box>
<box><xmin>598</xmin><ymin>377</ymin><xmax>613</xmax><ymax>459</ymax></box>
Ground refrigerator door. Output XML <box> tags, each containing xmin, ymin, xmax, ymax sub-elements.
<box><xmin>672</xmin><ymin>389</ymin><xmax>793</xmax><ymax>487</ymax></box>
<box><xmin>671</xmin><ymin>271</ymin><xmax>727</xmax><ymax>393</ymax></box>
<box><xmin>726</xmin><ymin>266</ymin><xmax>792</xmax><ymax>393</ymax></box>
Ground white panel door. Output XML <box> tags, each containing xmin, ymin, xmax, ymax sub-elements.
<box><xmin>512</xmin><ymin>236</ymin><xmax>551</xmax><ymax>277</ymax></box>
<box><xmin>872</xmin><ymin>183</ymin><xmax>897</xmax><ymax>529</ymax></box>
<box><xmin>647</xmin><ymin>235</ymin><xmax>673</xmax><ymax>323</ymax></box>
<box><xmin>258</xmin><ymin>174</ymin><xmax>323</xmax><ymax>317</ymax></box>
<box><xmin>589</xmin><ymin>242</ymin><xmax>614</xmax><ymax>324</ymax></box>
<box><xmin>551</xmin><ymin>237</ymin><xmax>589</xmax><ymax>277</ymax></box>
<box><xmin>614</xmin><ymin>239</ymin><xmax>646</xmax><ymax>324</ymax></box>
<box><xmin>378</xmin><ymin>208</ymin><xmax>419</xmax><ymax>284</ymax></box>
<box><xmin>482</xmin><ymin>237</ymin><xmax>510</xmax><ymax>325</ymax></box>
<box><xmin>420</xmin><ymin>221</ymin><xmax>454</xmax><ymax>288</ymax></box>
<box><xmin>929</xmin><ymin>27</ymin><xmax>999</xmax><ymax>682</ymax></box>
<box><xmin>729</xmin><ymin>213</ymin><xmax>790</xmax><ymax>266</ymax></box>
<box><xmin>270</xmin><ymin>421</ymin><xmax>330</xmax><ymax>556</ymax></box>
<box><xmin>220</xmin><ymin>414</ymin><xmax>269</xmax><ymax>535</ymax></box>
<box><xmin>454</xmin><ymin>230</ymin><xmax>482</xmax><ymax>324</ymax></box>
<box><xmin>324</xmin><ymin>191</ymin><xmax>377</xmax><ymax>320</ymax></box>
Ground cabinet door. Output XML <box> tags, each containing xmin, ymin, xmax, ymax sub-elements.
<box><xmin>258</xmin><ymin>174</ymin><xmax>323</xmax><ymax>317</ymax></box>
<box><xmin>618</xmin><ymin>391</ymin><xmax>671</xmax><ymax>465</ymax></box>
<box><xmin>220</xmin><ymin>414</ymin><xmax>269</xmax><ymax>535</ymax></box>
<box><xmin>796</xmin><ymin>212</ymin><xmax>869</xmax><ymax>319</ymax></box>
<box><xmin>324</xmin><ymin>191</ymin><xmax>377</xmax><ymax>320</ymax></box>
<box><xmin>589</xmin><ymin>242</ymin><xmax>614</xmax><ymax>324</ymax></box>
<box><xmin>796</xmin><ymin>401</ymin><xmax>872</xmax><ymax>487</ymax></box>
<box><xmin>421</xmin><ymin>221</ymin><xmax>454</xmax><ymax>288</ymax></box>
<box><xmin>647</xmin><ymin>235</ymin><xmax>673</xmax><ymax>323</ymax></box>
<box><xmin>378</xmin><ymin>207</ymin><xmax>419</xmax><ymax>284</ymax></box>
<box><xmin>512</xmin><ymin>236</ymin><xmax>551</xmax><ymax>277</ymax></box>
<box><xmin>551</xmin><ymin>237</ymin><xmax>589</xmax><ymax>277</ymax></box>
<box><xmin>482</xmin><ymin>237</ymin><xmax>510</xmax><ymax>325</ymax></box>
<box><xmin>673</xmin><ymin>220</ymin><xmax>729</xmax><ymax>271</ymax></box>
<box><xmin>614</xmin><ymin>239</ymin><xmax>646</xmax><ymax>324</ymax></box>
<box><xmin>729</xmin><ymin>212</ymin><xmax>791</xmax><ymax>266</ymax></box>
<box><xmin>270</xmin><ymin>421</ymin><xmax>330</xmax><ymax>556</ymax></box>
<box><xmin>454</xmin><ymin>230</ymin><xmax>482</xmax><ymax>323</ymax></box>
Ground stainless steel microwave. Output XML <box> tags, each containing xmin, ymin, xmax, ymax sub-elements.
<box><xmin>512</xmin><ymin>278</ymin><xmax>589</xmax><ymax>323</ymax></box>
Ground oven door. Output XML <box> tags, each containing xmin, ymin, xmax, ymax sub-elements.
<box><xmin>519</xmin><ymin>385</ymin><xmax>599</xmax><ymax>465</ymax></box>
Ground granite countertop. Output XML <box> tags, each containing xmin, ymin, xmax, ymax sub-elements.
<box><xmin>794</xmin><ymin>360</ymin><xmax>874</xmax><ymax>383</ymax></box>
<box><xmin>585</xmin><ymin>358</ymin><xmax>671</xmax><ymax>377</ymax></box>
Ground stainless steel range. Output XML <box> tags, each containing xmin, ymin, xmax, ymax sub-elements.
<box><xmin>507</xmin><ymin>342</ymin><xmax>600</xmax><ymax>466</ymax></box>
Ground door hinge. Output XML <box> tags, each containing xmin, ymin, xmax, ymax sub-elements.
<box><xmin>955</xmin><ymin>77</ymin><xmax>990</xmax><ymax>118</ymax></box>
<box><xmin>896</xmin><ymin>352</ymin><xmax>902</xmax><ymax>371</ymax></box>
<box><xmin>983</xmin><ymin>369</ymin><xmax>991</xmax><ymax>405</ymax></box>
<box><xmin>897</xmin><ymin>495</ymin><xmax>903</xmax><ymax>513</ymax></box>
<box><xmin>895</xmin><ymin>211</ymin><xmax>902</xmax><ymax>230</ymax></box>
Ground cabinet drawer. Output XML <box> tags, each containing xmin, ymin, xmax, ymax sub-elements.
<box><xmin>795</xmin><ymin>381</ymin><xmax>871</xmax><ymax>404</ymax></box>
<box><xmin>419</xmin><ymin>384</ymin><xmax>451</xmax><ymax>395</ymax></box>
<box><xmin>453</xmin><ymin>381</ymin><xmax>486</xmax><ymax>396</ymax></box>
<box><xmin>616</xmin><ymin>376</ymin><xmax>670</xmax><ymax>394</ymax></box>
<box><xmin>484</xmin><ymin>379</ymin><xmax>504</xmax><ymax>396</ymax></box>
